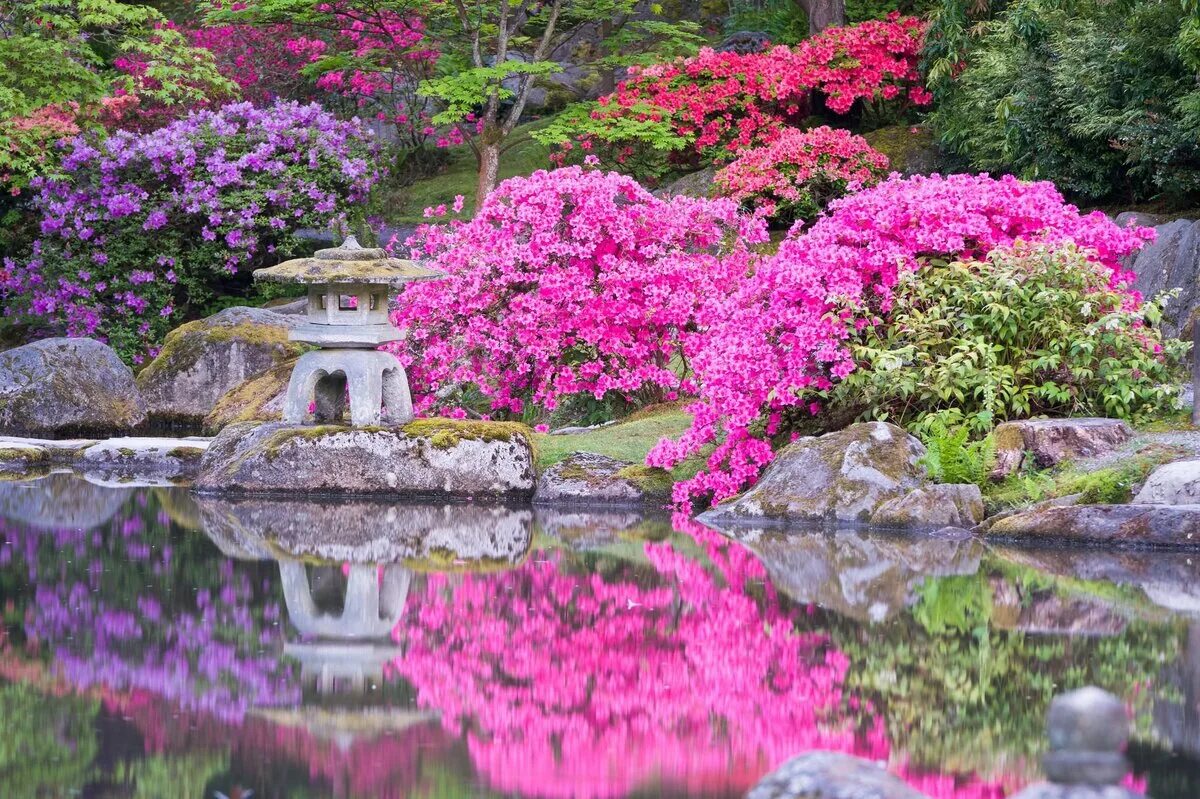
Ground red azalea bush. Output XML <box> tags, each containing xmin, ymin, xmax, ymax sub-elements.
<box><xmin>546</xmin><ymin>15</ymin><xmax>929</xmax><ymax>178</ymax></box>
<box><xmin>713</xmin><ymin>126</ymin><xmax>890</xmax><ymax>224</ymax></box>
<box><xmin>187</xmin><ymin>22</ymin><xmax>314</xmax><ymax>104</ymax></box>
<box><xmin>388</xmin><ymin>166</ymin><xmax>767</xmax><ymax>417</ymax></box>
<box><xmin>647</xmin><ymin>173</ymin><xmax>1156</xmax><ymax>506</ymax></box>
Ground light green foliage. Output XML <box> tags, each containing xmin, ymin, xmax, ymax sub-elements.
<box><xmin>825</xmin><ymin>244</ymin><xmax>1188</xmax><ymax>438</ymax></box>
<box><xmin>926</xmin><ymin>0</ymin><xmax>1200</xmax><ymax>202</ymax></box>
<box><xmin>985</xmin><ymin>442</ymin><xmax>1190</xmax><ymax>509</ymax></box>
<box><xmin>0</xmin><ymin>682</ymin><xmax>100</xmax><ymax>798</ymax></box>
<box><xmin>0</xmin><ymin>0</ymin><xmax>234</xmax><ymax>191</ymax></box>
<box><xmin>918</xmin><ymin>419</ymin><xmax>996</xmax><ymax>486</ymax></box>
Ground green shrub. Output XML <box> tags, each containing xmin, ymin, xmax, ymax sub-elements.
<box><xmin>926</xmin><ymin>0</ymin><xmax>1200</xmax><ymax>203</ymax></box>
<box><xmin>824</xmin><ymin>243</ymin><xmax>1188</xmax><ymax>438</ymax></box>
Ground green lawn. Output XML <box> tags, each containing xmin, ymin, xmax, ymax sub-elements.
<box><xmin>376</xmin><ymin>118</ymin><xmax>556</xmax><ymax>224</ymax></box>
<box><xmin>531</xmin><ymin>404</ymin><xmax>695</xmax><ymax>470</ymax></box>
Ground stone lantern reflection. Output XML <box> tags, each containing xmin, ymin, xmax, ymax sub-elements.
<box><xmin>253</xmin><ymin>235</ymin><xmax>442</xmax><ymax>427</ymax></box>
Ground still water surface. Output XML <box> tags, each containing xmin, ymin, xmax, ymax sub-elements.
<box><xmin>2</xmin><ymin>473</ymin><xmax>1200</xmax><ymax>798</ymax></box>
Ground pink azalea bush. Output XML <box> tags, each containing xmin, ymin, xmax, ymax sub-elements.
<box><xmin>648</xmin><ymin>173</ymin><xmax>1157</xmax><ymax>506</ymax></box>
<box><xmin>713</xmin><ymin>126</ymin><xmax>890</xmax><ymax>224</ymax></box>
<box><xmin>549</xmin><ymin>15</ymin><xmax>929</xmax><ymax>179</ymax></box>
<box><xmin>388</xmin><ymin>166</ymin><xmax>767</xmax><ymax>416</ymax></box>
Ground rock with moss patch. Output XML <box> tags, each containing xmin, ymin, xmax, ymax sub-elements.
<box><xmin>136</xmin><ymin>307</ymin><xmax>306</xmax><ymax>426</ymax></box>
<box><xmin>870</xmin><ymin>483</ymin><xmax>984</xmax><ymax>528</ymax></box>
<box><xmin>204</xmin><ymin>359</ymin><xmax>295</xmax><ymax>433</ymax></box>
<box><xmin>991</xmin><ymin>418</ymin><xmax>1134</xmax><ymax>479</ymax></box>
<box><xmin>0</xmin><ymin>338</ymin><xmax>146</xmax><ymax>436</ymax></box>
<box><xmin>79</xmin><ymin>437</ymin><xmax>210</xmax><ymax>484</ymax></box>
<box><xmin>988</xmin><ymin>503</ymin><xmax>1200</xmax><ymax>549</ymax></box>
<box><xmin>0</xmin><ymin>443</ymin><xmax>49</xmax><ymax>479</ymax></box>
<box><xmin>194</xmin><ymin>419</ymin><xmax>536</xmax><ymax>499</ymax></box>
<box><xmin>657</xmin><ymin>166</ymin><xmax>717</xmax><ymax>199</ymax></box>
<box><xmin>700</xmin><ymin>422</ymin><xmax>928</xmax><ymax>525</ymax></box>
<box><xmin>863</xmin><ymin>124</ymin><xmax>943</xmax><ymax>177</ymax></box>
<box><xmin>534</xmin><ymin>452</ymin><xmax>672</xmax><ymax>508</ymax></box>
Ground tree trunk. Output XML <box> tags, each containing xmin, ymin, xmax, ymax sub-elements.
<box><xmin>804</xmin><ymin>0</ymin><xmax>845</xmax><ymax>35</ymax></box>
<box><xmin>475</xmin><ymin>138</ymin><xmax>502</xmax><ymax>207</ymax></box>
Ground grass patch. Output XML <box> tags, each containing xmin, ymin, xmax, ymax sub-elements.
<box><xmin>371</xmin><ymin>118</ymin><xmax>555</xmax><ymax>225</ymax></box>
<box><xmin>983</xmin><ymin>442</ymin><xmax>1189</xmax><ymax>512</ymax></box>
<box><xmin>531</xmin><ymin>404</ymin><xmax>693</xmax><ymax>469</ymax></box>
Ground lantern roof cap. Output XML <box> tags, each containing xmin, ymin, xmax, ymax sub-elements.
<box><xmin>253</xmin><ymin>235</ymin><xmax>443</xmax><ymax>286</ymax></box>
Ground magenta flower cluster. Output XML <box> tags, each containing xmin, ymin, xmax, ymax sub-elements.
<box><xmin>647</xmin><ymin>173</ymin><xmax>1156</xmax><ymax>505</ymax></box>
<box><xmin>1</xmin><ymin>100</ymin><xmax>380</xmax><ymax>363</ymax></box>
<box><xmin>388</xmin><ymin>166</ymin><xmax>767</xmax><ymax>415</ymax></box>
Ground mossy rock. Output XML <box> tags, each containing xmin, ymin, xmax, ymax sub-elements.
<box><xmin>137</xmin><ymin>307</ymin><xmax>307</xmax><ymax>426</ymax></box>
<box><xmin>534</xmin><ymin>451</ymin><xmax>674</xmax><ymax>508</ymax></box>
<box><xmin>863</xmin><ymin>124</ymin><xmax>943</xmax><ymax>177</ymax></box>
<box><xmin>204</xmin><ymin>359</ymin><xmax>296</xmax><ymax>434</ymax></box>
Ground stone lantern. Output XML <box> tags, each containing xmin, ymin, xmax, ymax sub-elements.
<box><xmin>254</xmin><ymin>236</ymin><xmax>442</xmax><ymax>427</ymax></box>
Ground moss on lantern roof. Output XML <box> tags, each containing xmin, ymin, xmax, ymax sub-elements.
<box><xmin>253</xmin><ymin>235</ymin><xmax>443</xmax><ymax>285</ymax></box>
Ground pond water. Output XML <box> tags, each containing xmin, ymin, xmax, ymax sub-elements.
<box><xmin>2</xmin><ymin>474</ymin><xmax>1200</xmax><ymax>798</ymax></box>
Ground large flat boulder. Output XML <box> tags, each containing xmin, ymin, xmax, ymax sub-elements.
<box><xmin>992</xmin><ymin>418</ymin><xmax>1134</xmax><ymax>478</ymax></box>
<box><xmin>533</xmin><ymin>452</ymin><xmax>672</xmax><ymax>508</ymax></box>
<box><xmin>0</xmin><ymin>338</ymin><xmax>146</xmax><ymax>436</ymax></box>
<box><xmin>197</xmin><ymin>496</ymin><xmax>533</xmax><ymax>565</ymax></box>
<box><xmin>194</xmin><ymin>419</ymin><xmax>536</xmax><ymax>499</ymax></box>
<box><xmin>988</xmin><ymin>503</ymin><xmax>1200</xmax><ymax>549</ymax></box>
<box><xmin>136</xmin><ymin>307</ymin><xmax>306</xmax><ymax>426</ymax></box>
<box><xmin>79</xmin><ymin>437</ymin><xmax>210</xmax><ymax>484</ymax></box>
<box><xmin>870</xmin><ymin>483</ymin><xmax>984</xmax><ymax>528</ymax></box>
<box><xmin>700</xmin><ymin>422</ymin><xmax>927</xmax><ymax>525</ymax></box>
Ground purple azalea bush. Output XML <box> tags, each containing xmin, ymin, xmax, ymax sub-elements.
<box><xmin>0</xmin><ymin>101</ymin><xmax>380</xmax><ymax>363</ymax></box>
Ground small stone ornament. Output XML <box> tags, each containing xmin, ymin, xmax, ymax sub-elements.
<box><xmin>253</xmin><ymin>235</ymin><xmax>442</xmax><ymax>427</ymax></box>
<box><xmin>1010</xmin><ymin>686</ymin><xmax>1140</xmax><ymax>799</ymax></box>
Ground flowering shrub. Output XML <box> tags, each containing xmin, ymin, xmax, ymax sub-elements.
<box><xmin>540</xmin><ymin>15</ymin><xmax>930</xmax><ymax>180</ymax></box>
<box><xmin>826</xmin><ymin>244</ymin><xmax>1186</xmax><ymax>438</ymax></box>
<box><xmin>186</xmin><ymin>22</ymin><xmax>314</xmax><ymax>104</ymax></box>
<box><xmin>2</xmin><ymin>101</ymin><xmax>379</xmax><ymax>364</ymax></box>
<box><xmin>648</xmin><ymin>173</ymin><xmax>1157</xmax><ymax>506</ymax></box>
<box><xmin>713</xmin><ymin>126</ymin><xmax>890</xmax><ymax>224</ymax></box>
<box><xmin>388</xmin><ymin>166</ymin><xmax>767</xmax><ymax>416</ymax></box>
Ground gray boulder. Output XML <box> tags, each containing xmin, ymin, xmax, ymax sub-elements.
<box><xmin>657</xmin><ymin>166</ymin><xmax>717</xmax><ymax>199</ymax></box>
<box><xmin>1133</xmin><ymin>459</ymin><xmax>1200</xmax><ymax>504</ymax></box>
<box><xmin>988</xmin><ymin>503</ymin><xmax>1200</xmax><ymax>549</ymax></box>
<box><xmin>203</xmin><ymin>359</ymin><xmax>294</xmax><ymax>433</ymax></box>
<box><xmin>534</xmin><ymin>452</ymin><xmax>672</xmax><ymax>508</ymax></box>
<box><xmin>136</xmin><ymin>307</ymin><xmax>306</xmax><ymax>426</ymax></box>
<box><xmin>725</xmin><ymin>527</ymin><xmax>984</xmax><ymax>622</ymax></box>
<box><xmin>992</xmin><ymin>418</ymin><xmax>1133</xmax><ymax>478</ymax></box>
<box><xmin>747</xmin><ymin>751</ymin><xmax>927</xmax><ymax>799</ymax></box>
<box><xmin>870</xmin><ymin>483</ymin><xmax>984</xmax><ymax>528</ymax></box>
<box><xmin>1118</xmin><ymin>215</ymin><xmax>1200</xmax><ymax>337</ymax></box>
<box><xmin>0</xmin><ymin>472</ymin><xmax>134</xmax><ymax>529</ymax></box>
<box><xmin>194</xmin><ymin>419</ymin><xmax>536</xmax><ymax>499</ymax></box>
<box><xmin>0</xmin><ymin>338</ymin><xmax>146</xmax><ymax>436</ymax></box>
<box><xmin>700</xmin><ymin>422</ymin><xmax>927</xmax><ymax>525</ymax></box>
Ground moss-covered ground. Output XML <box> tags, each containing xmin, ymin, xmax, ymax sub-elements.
<box><xmin>530</xmin><ymin>403</ymin><xmax>701</xmax><ymax>476</ymax></box>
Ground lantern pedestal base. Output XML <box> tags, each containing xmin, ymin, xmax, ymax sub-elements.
<box><xmin>283</xmin><ymin>349</ymin><xmax>413</xmax><ymax>427</ymax></box>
